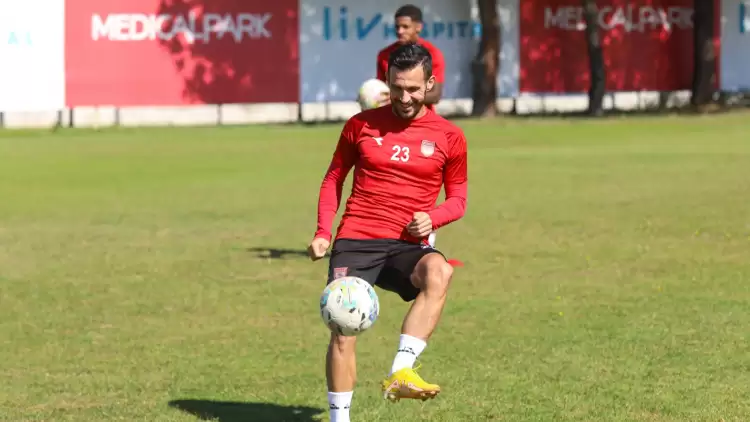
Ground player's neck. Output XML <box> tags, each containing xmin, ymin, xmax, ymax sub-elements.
<box><xmin>399</xmin><ymin>37</ymin><xmax>421</xmax><ymax>46</ymax></box>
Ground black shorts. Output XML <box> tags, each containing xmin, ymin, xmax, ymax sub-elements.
<box><xmin>327</xmin><ymin>238</ymin><xmax>445</xmax><ymax>302</ymax></box>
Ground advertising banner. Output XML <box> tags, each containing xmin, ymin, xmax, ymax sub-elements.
<box><xmin>299</xmin><ymin>0</ymin><xmax>520</xmax><ymax>103</ymax></box>
<box><xmin>519</xmin><ymin>0</ymin><xmax>695</xmax><ymax>93</ymax></box>
<box><xmin>0</xmin><ymin>0</ymin><xmax>65</xmax><ymax>112</ymax></box>
<box><xmin>65</xmin><ymin>0</ymin><xmax>299</xmax><ymax>106</ymax></box>
<box><xmin>720</xmin><ymin>0</ymin><xmax>750</xmax><ymax>91</ymax></box>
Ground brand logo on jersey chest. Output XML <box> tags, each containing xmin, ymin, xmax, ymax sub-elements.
<box><xmin>421</xmin><ymin>140</ymin><xmax>435</xmax><ymax>157</ymax></box>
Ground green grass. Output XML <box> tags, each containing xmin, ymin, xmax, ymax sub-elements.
<box><xmin>1</xmin><ymin>113</ymin><xmax>749</xmax><ymax>421</ymax></box>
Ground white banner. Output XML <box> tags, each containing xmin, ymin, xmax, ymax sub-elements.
<box><xmin>720</xmin><ymin>0</ymin><xmax>750</xmax><ymax>91</ymax></box>
<box><xmin>0</xmin><ymin>0</ymin><xmax>66</xmax><ymax>112</ymax></box>
<box><xmin>299</xmin><ymin>0</ymin><xmax>519</xmax><ymax>103</ymax></box>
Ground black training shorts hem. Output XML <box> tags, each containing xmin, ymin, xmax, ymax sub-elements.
<box><xmin>326</xmin><ymin>238</ymin><xmax>445</xmax><ymax>302</ymax></box>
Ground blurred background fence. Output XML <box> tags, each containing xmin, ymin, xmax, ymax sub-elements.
<box><xmin>0</xmin><ymin>0</ymin><xmax>747</xmax><ymax>129</ymax></box>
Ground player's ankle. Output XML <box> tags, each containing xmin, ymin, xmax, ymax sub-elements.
<box><xmin>328</xmin><ymin>391</ymin><xmax>352</xmax><ymax>422</ymax></box>
<box><xmin>390</xmin><ymin>334</ymin><xmax>427</xmax><ymax>374</ymax></box>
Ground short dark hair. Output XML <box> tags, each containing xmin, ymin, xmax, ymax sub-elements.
<box><xmin>387</xmin><ymin>43</ymin><xmax>433</xmax><ymax>80</ymax></box>
<box><xmin>394</xmin><ymin>4</ymin><xmax>423</xmax><ymax>23</ymax></box>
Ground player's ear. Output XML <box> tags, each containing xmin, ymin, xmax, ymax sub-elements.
<box><xmin>425</xmin><ymin>75</ymin><xmax>436</xmax><ymax>92</ymax></box>
<box><xmin>415</xmin><ymin>22</ymin><xmax>423</xmax><ymax>33</ymax></box>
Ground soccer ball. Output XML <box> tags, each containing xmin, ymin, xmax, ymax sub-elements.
<box><xmin>357</xmin><ymin>78</ymin><xmax>389</xmax><ymax>110</ymax></box>
<box><xmin>320</xmin><ymin>276</ymin><xmax>380</xmax><ymax>336</ymax></box>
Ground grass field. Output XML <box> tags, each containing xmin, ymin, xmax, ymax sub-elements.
<box><xmin>1</xmin><ymin>112</ymin><xmax>749</xmax><ymax>421</ymax></box>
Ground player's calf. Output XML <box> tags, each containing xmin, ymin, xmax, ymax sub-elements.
<box><xmin>382</xmin><ymin>254</ymin><xmax>453</xmax><ymax>402</ymax></box>
<box><xmin>392</xmin><ymin>254</ymin><xmax>452</xmax><ymax>370</ymax></box>
<box><xmin>327</xmin><ymin>333</ymin><xmax>357</xmax><ymax>422</ymax></box>
<box><xmin>401</xmin><ymin>254</ymin><xmax>453</xmax><ymax>341</ymax></box>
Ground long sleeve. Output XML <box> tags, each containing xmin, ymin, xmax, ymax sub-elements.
<box><xmin>428</xmin><ymin>130</ymin><xmax>468</xmax><ymax>229</ymax></box>
<box><xmin>431</xmin><ymin>47</ymin><xmax>446</xmax><ymax>84</ymax></box>
<box><xmin>314</xmin><ymin>119</ymin><xmax>359</xmax><ymax>241</ymax></box>
<box><xmin>376</xmin><ymin>52</ymin><xmax>387</xmax><ymax>82</ymax></box>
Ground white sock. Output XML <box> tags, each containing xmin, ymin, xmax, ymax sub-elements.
<box><xmin>328</xmin><ymin>391</ymin><xmax>352</xmax><ymax>422</ymax></box>
<box><xmin>390</xmin><ymin>334</ymin><xmax>427</xmax><ymax>375</ymax></box>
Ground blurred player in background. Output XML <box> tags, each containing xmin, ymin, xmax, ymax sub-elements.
<box><xmin>310</xmin><ymin>44</ymin><xmax>467</xmax><ymax>422</ymax></box>
<box><xmin>364</xmin><ymin>5</ymin><xmax>446</xmax><ymax>111</ymax></box>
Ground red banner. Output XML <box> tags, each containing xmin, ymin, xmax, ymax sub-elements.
<box><xmin>65</xmin><ymin>0</ymin><xmax>299</xmax><ymax>106</ymax></box>
<box><xmin>520</xmin><ymin>1</ymin><xmax>695</xmax><ymax>93</ymax></box>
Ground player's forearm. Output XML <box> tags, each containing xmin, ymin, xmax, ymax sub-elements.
<box><xmin>314</xmin><ymin>177</ymin><xmax>344</xmax><ymax>241</ymax></box>
<box><xmin>428</xmin><ymin>197</ymin><xmax>466</xmax><ymax>229</ymax></box>
<box><xmin>315</xmin><ymin>169</ymin><xmax>344</xmax><ymax>240</ymax></box>
<box><xmin>424</xmin><ymin>90</ymin><xmax>441</xmax><ymax>105</ymax></box>
<box><xmin>315</xmin><ymin>210</ymin><xmax>336</xmax><ymax>241</ymax></box>
<box><xmin>428</xmin><ymin>182</ymin><xmax>467</xmax><ymax>229</ymax></box>
<box><xmin>424</xmin><ymin>83</ymin><xmax>443</xmax><ymax>105</ymax></box>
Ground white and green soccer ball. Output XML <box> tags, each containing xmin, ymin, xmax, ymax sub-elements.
<box><xmin>320</xmin><ymin>276</ymin><xmax>380</xmax><ymax>336</ymax></box>
<box><xmin>357</xmin><ymin>78</ymin><xmax>389</xmax><ymax>110</ymax></box>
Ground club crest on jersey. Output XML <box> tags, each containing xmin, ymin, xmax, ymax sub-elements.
<box><xmin>333</xmin><ymin>267</ymin><xmax>348</xmax><ymax>279</ymax></box>
<box><xmin>421</xmin><ymin>140</ymin><xmax>435</xmax><ymax>157</ymax></box>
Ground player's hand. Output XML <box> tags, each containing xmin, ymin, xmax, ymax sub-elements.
<box><xmin>406</xmin><ymin>212</ymin><xmax>432</xmax><ymax>238</ymax></box>
<box><xmin>307</xmin><ymin>237</ymin><xmax>330</xmax><ymax>261</ymax></box>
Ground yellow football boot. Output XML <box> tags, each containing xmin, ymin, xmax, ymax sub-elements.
<box><xmin>381</xmin><ymin>365</ymin><xmax>440</xmax><ymax>402</ymax></box>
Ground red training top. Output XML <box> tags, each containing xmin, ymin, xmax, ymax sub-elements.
<box><xmin>314</xmin><ymin>106</ymin><xmax>468</xmax><ymax>244</ymax></box>
<box><xmin>376</xmin><ymin>39</ymin><xmax>445</xmax><ymax>111</ymax></box>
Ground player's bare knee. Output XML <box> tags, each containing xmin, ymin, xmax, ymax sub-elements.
<box><xmin>330</xmin><ymin>332</ymin><xmax>357</xmax><ymax>355</ymax></box>
<box><xmin>431</xmin><ymin>261</ymin><xmax>453</xmax><ymax>293</ymax></box>
<box><xmin>412</xmin><ymin>256</ymin><xmax>453</xmax><ymax>295</ymax></box>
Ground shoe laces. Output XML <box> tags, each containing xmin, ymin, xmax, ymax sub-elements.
<box><xmin>385</xmin><ymin>362</ymin><xmax>423</xmax><ymax>381</ymax></box>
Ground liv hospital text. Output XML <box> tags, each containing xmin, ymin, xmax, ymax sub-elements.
<box><xmin>321</xmin><ymin>6</ymin><xmax>480</xmax><ymax>41</ymax></box>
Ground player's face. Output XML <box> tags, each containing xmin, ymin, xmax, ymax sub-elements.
<box><xmin>395</xmin><ymin>17</ymin><xmax>421</xmax><ymax>43</ymax></box>
<box><xmin>388</xmin><ymin>65</ymin><xmax>435</xmax><ymax>119</ymax></box>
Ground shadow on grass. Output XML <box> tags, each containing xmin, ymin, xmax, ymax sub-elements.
<box><xmin>168</xmin><ymin>399</ymin><xmax>324</xmax><ymax>422</ymax></box>
<box><xmin>247</xmin><ymin>247</ymin><xmax>326</xmax><ymax>260</ymax></box>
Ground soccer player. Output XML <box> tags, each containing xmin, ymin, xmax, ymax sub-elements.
<box><xmin>308</xmin><ymin>43</ymin><xmax>467</xmax><ymax>422</ymax></box>
<box><xmin>374</xmin><ymin>4</ymin><xmax>445</xmax><ymax>110</ymax></box>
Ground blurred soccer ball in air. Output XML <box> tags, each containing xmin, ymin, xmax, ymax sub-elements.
<box><xmin>357</xmin><ymin>78</ymin><xmax>389</xmax><ymax>110</ymax></box>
